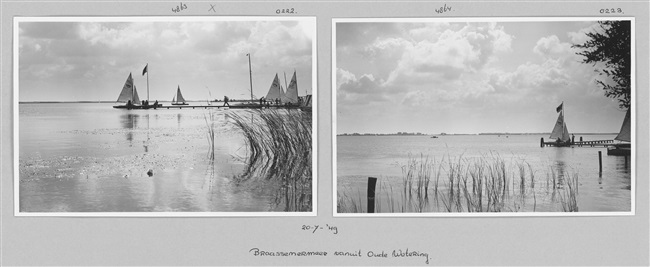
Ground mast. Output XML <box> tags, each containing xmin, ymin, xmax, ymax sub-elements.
<box><xmin>145</xmin><ymin>63</ymin><xmax>150</xmax><ymax>101</ymax></box>
<box><xmin>247</xmin><ymin>53</ymin><xmax>253</xmax><ymax>101</ymax></box>
<box><xmin>560</xmin><ymin>101</ymin><xmax>566</xmax><ymax>142</ymax></box>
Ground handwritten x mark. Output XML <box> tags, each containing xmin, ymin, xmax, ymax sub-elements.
<box><xmin>209</xmin><ymin>4</ymin><xmax>216</xmax><ymax>12</ymax></box>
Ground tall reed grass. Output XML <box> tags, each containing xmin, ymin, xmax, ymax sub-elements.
<box><xmin>203</xmin><ymin>110</ymin><xmax>217</xmax><ymax>161</ymax></box>
<box><xmin>338</xmin><ymin>153</ymin><xmax>579</xmax><ymax>213</ymax></box>
<box><xmin>230</xmin><ymin>109</ymin><xmax>312</xmax><ymax>212</ymax></box>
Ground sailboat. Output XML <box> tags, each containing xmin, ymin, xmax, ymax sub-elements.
<box><xmin>549</xmin><ymin>102</ymin><xmax>571</xmax><ymax>146</ymax></box>
<box><xmin>172</xmin><ymin>85</ymin><xmax>189</xmax><ymax>105</ymax></box>
<box><xmin>283</xmin><ymin>71</ymin><xmax>299</xmax><ymax>104</ymax></box>
<box><xmin>607</xmin><ymin>109</ymin><xmax>631</xmax><ymax>156</ymax></box>
<box><xmin>113</xmin><ymin>73</ymin><xmax>142</xmax><ymax>109</ymax></box>
<box><xmin>264</xmin><ymin>74</ymin><xmax>283</xmax><ymax>104</ymax></box>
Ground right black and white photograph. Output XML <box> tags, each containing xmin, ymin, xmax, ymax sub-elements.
<box><xmin>334</xmin><ymin>18</ymin><xmax>634</xmax><ymax>215</ymax></box>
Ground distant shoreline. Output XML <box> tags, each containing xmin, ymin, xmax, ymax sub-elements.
<box><xmin>337</xmin><ymin>133</ymin><xmax>618</xmax><ymax>136</ymax></box>
<box><xmin>19</xmin><ymin>100</ymin><xmax>186</xmax><ymax>104</ymax></box>
<box><xmin>19</xmin><ymin>101</ymin><xmax>115</xmax><ymax>104</ymax></box>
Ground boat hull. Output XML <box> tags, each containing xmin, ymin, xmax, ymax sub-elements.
<box><xmin>171</xmin><ymin>103</ymin><xmax>189</xmax><ymax>105</ymax></box>
<box><xmin>607</xmin><ymin>144</ymin><xmax>631</xmax><ymax>156</ymax></box>
<box><xmin>113</xmin><ymin>104</ymin><xmax>163</xmax><ymax>110</ymax></box>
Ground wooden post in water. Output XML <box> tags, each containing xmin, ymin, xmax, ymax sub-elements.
<box><xmin>598</xmin><ymin>151</ymin><xmax>603</xmax><ymax>173</ymax></box>
<box><xmin>367</xmin><ymin>177</ymin><xmax>377</xmax><ymax>213</ymax></box>
<box><xmin>540</xmin><ymin>137</ymin><xmax>544</xmax><ymax>147</ymax></box>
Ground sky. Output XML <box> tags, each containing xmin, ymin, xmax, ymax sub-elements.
<box><xmin>335</xmin><ymin>20</ymin><xmax>632</xmax><ymax>134</ymax></box>
<box><xmin>18</xmin><ymin>17</ymin><xmax>315</xmax><ymax>102</ymax></box>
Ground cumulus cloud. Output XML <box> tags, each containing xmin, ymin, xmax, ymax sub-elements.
<box><xmin>18</xmin><ymin>19</ymin><xmax>314</xmax><ymax>102</ymax></box>
<box><xmin>533</xmin><ymin>35</ymin><xmax>572</xmax><ymax>58</ymax></box>
<box><xmin>336</xmin><ymin>20</ymin><xmax>625</xmax><ymax>134</ymax></box>
<box><xmin>384</xmin><ymin>23</ymin><xmax>513</xmax><ymax>87</ymax></box>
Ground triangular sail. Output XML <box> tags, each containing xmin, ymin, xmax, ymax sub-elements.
<box><xmin>284</xmin><ymin>71</ymin><xmax>299</xmax><ymax>103</ymax></box>
<box><xmin>265</xmin><ymin>74</ymin><xmax>282</xmax><ymax>100</ymax></box>
<box><xmin>176</xmin><ymin>86</ymin><xmax>186</xmax><ymax>103</ymax></box>
<box><xmin>116</xmin><ymin>73</ymin><xmax>134</xmax><ymax>102</ymax></box>
<box><xmin>133</xmin><ymin>85</ymin><xmax>141</xmax><ymax>104</ymax></box>
<box><xmin>549</xmin><ymin>112</ymin><xmax>570</xmax><ymax>141</ymax></box>
<box><xmin>279</xmin><ymin>85</ymin><xmax>287</xmax><ymax>102</ymax></box>
<box><xmin>615</xmin><ymin>109</ymin><xmax>631</xmax><ymax>142</ymax></box>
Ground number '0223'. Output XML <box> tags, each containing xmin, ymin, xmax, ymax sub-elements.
<box><xmin>600</xmin><ymin>8</ymin><xmax>623</xmax><ymax>14</ymax></box>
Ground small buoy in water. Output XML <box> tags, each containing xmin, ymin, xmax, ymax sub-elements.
<box><xmin>147</xmin><ymin>169</ymin><xmax>154</xmax><ymax>177</ymax></box>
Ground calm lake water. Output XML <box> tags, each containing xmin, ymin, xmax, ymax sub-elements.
<box><xmin>337</xmin><ymin>135</ymin><xmax>632</xmax><ymax>213</ymax></box>
<box><xmin>19</xmin><ymin>103</ymin><xmax>302</xmax><ymax>213</ymax></box>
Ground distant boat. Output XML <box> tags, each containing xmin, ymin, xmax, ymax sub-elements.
<box><xmin>172</xmin><ymin>85</ymin><xmax>188</xmax><ymax>105</ymax></box>
<box><xmin>430</xmin><ymin>136</ymin><xmax>438</xmax><ymax>138</ymax></box>
<box><xmin>549</xmin><ymin>102</ymin><xmax>571</xmax><ymax>146</ymax></box>
<box><xmin>607</xmin><ymin>109</ymin><xmax>631</xmax><ymax>156</ymax></box>
<box><xmin>113</xmin><ymin>73</ymin><xmax>142</xmax><ymax>109</ymax></box>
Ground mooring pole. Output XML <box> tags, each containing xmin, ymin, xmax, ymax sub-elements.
<box><xmin>367</xmin><ymin>177</ymin><xmax>377</xmax><ymax>213</ymax></box>
<box><xmin>598</xmin><ymin>151</ymin><xmax>603</xmax><ymax>173</ymax></box>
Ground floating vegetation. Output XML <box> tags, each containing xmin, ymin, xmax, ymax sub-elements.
<box><xmin>230</xmin><ymin>109</ymin><xmax>312</xmax><ymax>212</ymax></box>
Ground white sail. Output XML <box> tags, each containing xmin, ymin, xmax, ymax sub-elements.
<box><xmin>176</xmin><ymin>86</ymin><xmax>186</xmax><ymax>103</ymax></box>
<box><xmin>116</xmin><ymin>73</ymin><xmax>135</xmax><ymax>103</ymax></box>
<box><xmin>133</xmin><ymin>85</ymin><xmax>141</xmax><ymax>104</ymax></box>
<box><xmin>549</xmin><ymin>112</ymin><xmax>570</xmax><ymax>142</ymax></box>
<box><xmin>615</xmin><ymin>109</ymin><xmax>631</xmax><ymax>142</ymax></box>
<box><xmin>265</xmin><ymin>74</ymin><xmax>283</xmax><ymax>101</ymax></box>
<box><xmin>279</xmin><ymin>85</ymin><xmax>287</xmax><ymax>102</ymax></box>
<box><xmin>284</xmin><ymin>71</ymin><xmax>299</xmax><ymax>103</ymax></box>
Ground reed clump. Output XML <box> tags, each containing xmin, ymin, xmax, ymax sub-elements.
<box><xmin>203</xmin><ymin>110</ymin><xmax>217</xmax><ymax>161</ymax></box>
<box><xmin>338</xmin><ymin>153</ymin><xmax>578</xmax><ymax>213</ymax></box>
<box><xmin>230</xmin><ymin>109</ymin><xmax>312</xmax><ymax>212</ymax></box>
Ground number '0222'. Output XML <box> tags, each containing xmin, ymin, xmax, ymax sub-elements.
<box><xmin>276</xmin><ymin>8</ymin><xmax>295</xmax><ymax>14</ymax></box>
<box><xmin>600</xmin><ymin>8</ymin><xmax>623</xmax><ymax>14</ymax></box>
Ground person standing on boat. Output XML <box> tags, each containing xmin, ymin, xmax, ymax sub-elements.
<box><xmin>223</xmin><ymin>96</ymin><xmax>230</xmax><ymax>107</ymax></box>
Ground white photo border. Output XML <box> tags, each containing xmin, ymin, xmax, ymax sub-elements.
<box><xmin>13</xmin><ymin>16</ymin><xmax>318</xmax><ymax>217</ymax></box>
<box><xmin>332</xmin><ymin>17</ymin><xmax>636</xmax><ymax>217</ymax></box>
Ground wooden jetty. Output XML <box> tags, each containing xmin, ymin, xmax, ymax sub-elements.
<box><xmin>540</xmin><ymin>137</ymin><xmax>615</xmax><ymax>147</ymax></box>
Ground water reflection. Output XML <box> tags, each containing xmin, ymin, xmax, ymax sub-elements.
<box><xmin>143</xmin><ymin>114</ymin><xmax>150</xmax><ymax>153</ymax></box>
<box><xmin>120</xmin><ymin>113</ymin><xmax>139</xmax><ymax>146</ymax></box>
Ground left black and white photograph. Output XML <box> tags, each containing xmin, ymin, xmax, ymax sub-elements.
<box><xmin>14</xmin><ymin>16</ymin><xmax>317</xmax><ymax>215</ymax></box>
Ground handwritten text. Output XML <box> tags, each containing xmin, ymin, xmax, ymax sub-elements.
<box><xmin>172</xmin><ymin>2</ymin><xmax>188</xmax><ymax>13</ymax></box>
<box><xmin>435</xmin><ymin>4</ymin><xmax>452</xmax><ymax>14</ymax></box>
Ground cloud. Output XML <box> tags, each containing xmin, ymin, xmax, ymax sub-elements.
<box><xmin>336</xmin><ymin>68</ymin><xmax>389</xmax><ymax>106</ymax></box>
<box><xmin>533</xmin><ymin>35</ymin><xmax>572</xmax><ymax>58</ymax></box>
<box><xmin>567</xmin><ymin>22</ymin><xmax>600</xmax><ymax>45</ymax></box>
<box><xmin>336</xmin><ymin>21</ymin><xmax>625</xmax><ymax>134</ymax></box>
<box><xmin>384</xmin><ymin>23</ymin><xmax>514</xmax><ymax>87</ymax></box>
<box><xmin>18</xmin><ymin>19</ymin><xmax>314</xmax><ymax>102</ymax></box>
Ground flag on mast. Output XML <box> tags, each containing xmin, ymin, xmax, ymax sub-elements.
<box><xmin>142</xmin><ymin>64</ymin><xmax>148</xmax><ymax>76</ymax></box>
<box><xmin>556</xmin><ymin>102</ymin><xmax>563</xmax><ymax>113</ymax></box>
